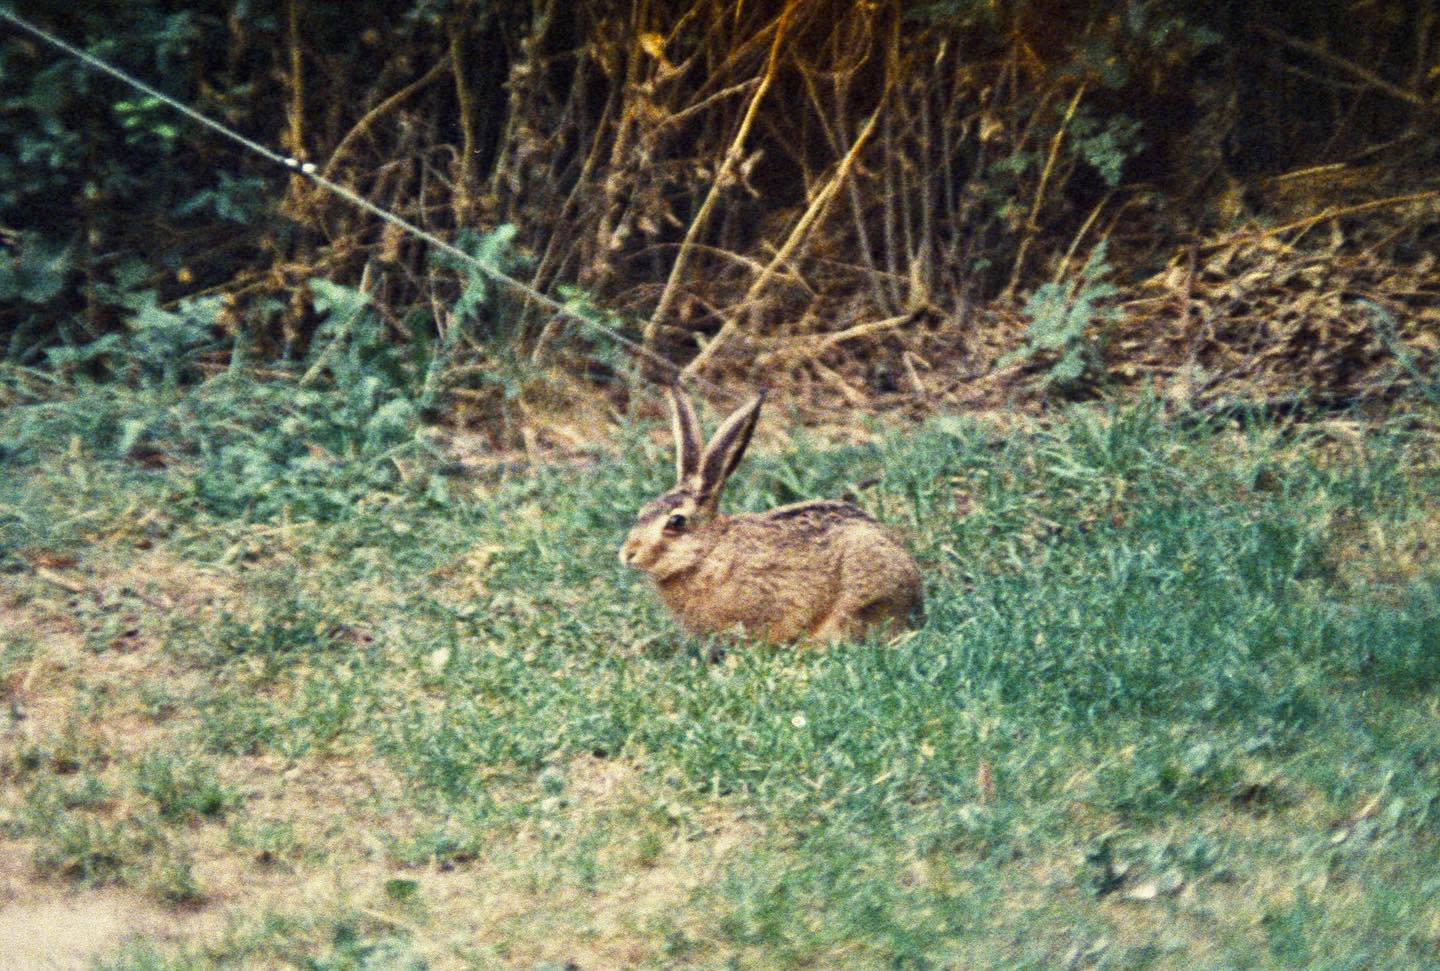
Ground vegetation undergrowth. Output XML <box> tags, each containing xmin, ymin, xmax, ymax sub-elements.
<box><xmin>2</xmin><ymin>365</ymin><xmax>1439</xmax><ymax>968</ymax></box>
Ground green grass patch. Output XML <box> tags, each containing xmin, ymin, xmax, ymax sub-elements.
<box><xmin>2</xmin><ymin>377</ymin><xmax>1439</xmax><ymax>967</ymax></box>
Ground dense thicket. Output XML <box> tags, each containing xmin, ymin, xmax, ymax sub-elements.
<box><xmin>2</xmin><ymin>0</ymin><xmax>1437</xmax><ymax>416</ymax></box>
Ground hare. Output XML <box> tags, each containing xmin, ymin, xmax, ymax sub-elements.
<box><xmin>619</xmin><ymin>386</ymin><xmax>923</xmax><ymax>644</ymax></box>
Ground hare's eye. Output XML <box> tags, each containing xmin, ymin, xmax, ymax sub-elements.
<box><xmin>664</xmin><ymin>513</ymin><xmax>688</xmax><ymax>532</ymax></box>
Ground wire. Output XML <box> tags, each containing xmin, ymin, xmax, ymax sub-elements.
<box><xmin>0</xmin><ymin>7</ymin><xmax>738</xmax><ymax>403</ymax></box>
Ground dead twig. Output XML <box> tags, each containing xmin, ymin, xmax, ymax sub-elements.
<box><xmin>33</xmin><ymin>566</ymin><xmax>87</xmax><ymax>595</ymax></box>
<box><xmin>1003</xmin><ymin>83</ymin><xmax>1087</xmax><ymax>302</ymax></box>
<box><xmin>645</xmin><ymin>3</ymin><xmax>796</xmax><ymax>347</ymax></box>
<box><xmin>816</xmin><ymin>314</ymin><xmax>912</xmax><ymax>354</ymax></box>
<box><xmin>1201</xmin><ymin>190</ymin><xmax>1440</xmax><ymax>252</ymax></box>
<box><xmin>1256</xmin><ymin>26</ymin><xmax>1433</xmax><ymax>112</ymax></box>
<box><xmin>321</xmin><ymin>57</ymin><xmax>451</xmax><ymax>182</ymax></box>
<box><xmin>684</xmin><ymin>70</ymin><xmax>890</xmax><ymax>378</ymax></box>
<box><xmin>810</xmin><ymin>359</ymin><xmax>867</xmax><ymax>406</ymax></box>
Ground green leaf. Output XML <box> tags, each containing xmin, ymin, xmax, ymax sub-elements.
<box><xmin>0</xmin><ymin>235</ymin><xmax>73</xmax><ymax>304</ymax></box>
<box><xmin>1049</xmin><ymin>349</ymin><xmax>1087</xmax><ymax>386</ymax></box>
<box><xmin>383</xmin><ymin>878</ymin><xmax>419</xmax><ymax>902</ymax></box>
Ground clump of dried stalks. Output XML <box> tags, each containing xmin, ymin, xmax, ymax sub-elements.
<box><xmin>218</xmin><ymin>0</ymin><xmax>1440</xmax><ymax>422</ymax></box>
<box><xmin>1117</xmin><ymin>184</ymin><xmax>1440</xmax><ymax>414</ymax></box>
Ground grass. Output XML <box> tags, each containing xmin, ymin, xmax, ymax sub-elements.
<box><xmin>2</xmin><ymin>375</ymin><xmax>1439</xmax><ymax>968</ymax></box>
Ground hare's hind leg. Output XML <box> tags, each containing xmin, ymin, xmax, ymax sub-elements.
<box><xmin>810</xmin><ymin>596</ymin><xmax>909</xmax><ymax>643</ymax></box>
<box><xmin>810</xmin><ymin>534</ymin><xmax>921</xmax><ymax>643</ymax></box>
<box><xmin>809</xmin><ymin>609</ymin><xmax>861</xmax><ymax>643</ymax></box>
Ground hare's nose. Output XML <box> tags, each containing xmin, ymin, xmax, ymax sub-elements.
<box><xmin>619</xmin><ymin>542</ymin><xmax>635</xmax><ymax>566</ymax></box>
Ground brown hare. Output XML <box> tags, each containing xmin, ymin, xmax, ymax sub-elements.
<box><xmin>619</xmin><ymin>386</ymin><xmax>923</xmax><ymax>644</ymax></box>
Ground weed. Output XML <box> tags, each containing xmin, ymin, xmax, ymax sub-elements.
<box><xmin>96</xmin><ymin>946</ymin><xmax>213</xmax><ymax>971</ymax></box>
<box><xmin>147</xmin><ymin>842</ymin><xmax>207</xmax><ymax>905</ymax></box>
<box><xmin>134</xmin><ymin>752</ymin><xmax>238</xmax><ymax>824</ymax></box>
<box><xmin>228</xmin><ymin>818</ymin><xmax>299</xmax><ymax>869</ymax></box>
<box><xmin>27</xmin><ymin>804</ymin><xmax>133</xmax><ymax>887</ymax></box>
<box><xmin>1002</xmin><ymin>242</ymin><xmax>1121</xmax><ymax>392</ymax></box>
<box><xmin>192</xmin><ymin>688</ymin><xmax>281</xmax><ymax>756</ymax></box>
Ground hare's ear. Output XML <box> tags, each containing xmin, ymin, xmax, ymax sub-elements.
<box><xmin>698</xmin><ymin>391</ymin><xmax>765</xmax><ymax>499</ymax></box>
<box><xmin>668</xmin><ymin>384</ymin><xmax>702</xmax><ymax>484</ymax></box>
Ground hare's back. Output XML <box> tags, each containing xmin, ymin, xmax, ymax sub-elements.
<box><xmin>743</xmin><ymin>500</ymin><xmax>916</xmax><ymax>575</ymax></box>
<box><xmin>760</xmin><ymin>499</ymin><xmax>877</xmax><ymax>531</ymax></box>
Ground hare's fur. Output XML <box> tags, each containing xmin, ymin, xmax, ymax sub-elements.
<box><xmin>620</xmin><ymin>388</ymin><xmax>922</xmax><ymax>644</ymax></box>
